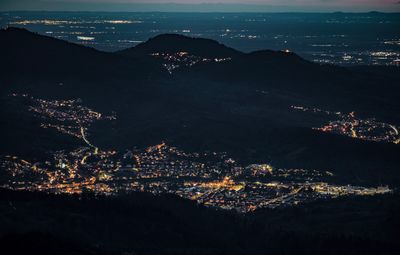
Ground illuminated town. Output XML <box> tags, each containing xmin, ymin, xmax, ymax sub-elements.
<box><xmin>0</xmin><ymin>94</ymin><xmax>391</xmax><ymax>213</ymax></box>
<box><xmin>291</xmin><ymin>105</ymin><xmax>400</xmax><ymax>144</ymax></box>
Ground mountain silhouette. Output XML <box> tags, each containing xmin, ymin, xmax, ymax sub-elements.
<box><xmin>118</xmin><ymin>33</ymin><xmax>242</xmax><ymax>58</ymax></box>
<box><xmin>0</xmin><ymin>27</ymin><xmax>166</xmax><ymax>83</ymax></box>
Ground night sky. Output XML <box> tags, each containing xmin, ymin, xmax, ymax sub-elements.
<box><xmin>0</xmin><ymin>0</ymin><xmax>399</xmax><ymax>12</ymax></box>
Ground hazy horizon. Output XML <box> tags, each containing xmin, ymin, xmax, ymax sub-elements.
<box><xmin>1</xmin><ymin>1</ymin><xmax>400</xmax><ymax>13</ymax></box>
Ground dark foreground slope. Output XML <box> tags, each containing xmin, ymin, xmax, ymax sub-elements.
<box><xmin>1</xmin><ymin>189</ymin><xmax>400</xmax><ymax>255</ymax></box>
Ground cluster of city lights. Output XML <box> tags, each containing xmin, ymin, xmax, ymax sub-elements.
<box><xmin>0</xmin><ymin>95</ymin><xmax>392</xmax><ymax>213</ymax></box>
<box><xmin>291</xmin><ymin>105</ymin><xmax>400</xmax><ymax>144</ymax></box>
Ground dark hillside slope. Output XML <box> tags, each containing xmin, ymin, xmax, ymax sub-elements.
<box><xmin>182</xmin><ymin>49</ymin><xmax>400</xmax><ymax>123</ymax></box>
<box><xmin>0</xmin><ymin>27</ymin><xmax>165</xmax><ymax>84</ymax></box>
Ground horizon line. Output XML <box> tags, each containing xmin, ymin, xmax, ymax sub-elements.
<box><xmin>1</xmin><ymin>2</ymin><xmax>399</xmax><ymax>13</ymax></box>
<box><xmin>2</xmin><ymin>10</ymin><xmax>400</xmax><ymax>14</ymax></box>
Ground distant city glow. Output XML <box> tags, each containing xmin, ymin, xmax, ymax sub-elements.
<box><xmin>2</xmin><ymin>13</ymin><xmax>399</xmax><ymax>66</ymax></box>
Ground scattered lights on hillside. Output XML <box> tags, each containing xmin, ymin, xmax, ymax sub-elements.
<box><xmin>291</xmin><ymin>105</ymin><xmax>400</xmax><ymax>144</ymax></box>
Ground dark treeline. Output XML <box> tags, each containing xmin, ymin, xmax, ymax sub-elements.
<box><xmin>1</xmin><ymin>189</ymin><xmax>399</xmax><ymax>255</ymax></box>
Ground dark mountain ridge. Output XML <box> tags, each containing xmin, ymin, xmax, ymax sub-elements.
<box><xmin>118</xmin><ymin>33</ymin><xmax>242</xmax><ymax>58</ymax></box>
<box><xmin>0</xmin><ymin>27</ymin><xmax>166</xmax><ymax>84</ymax></box>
